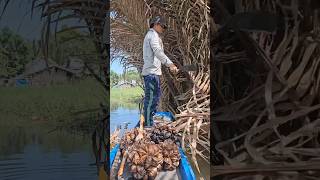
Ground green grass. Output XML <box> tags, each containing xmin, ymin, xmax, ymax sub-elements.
<box><xmin>0</xmin><ymin>78</ymin><xmax>105</xmax><ymax>126</ymax></box>
<box><xmin>0</xmin><ymin>81</ymin><xmax>143</xmax><ymax>126</ymax></box>
<box><xmin>110</xmin><ymin>87</ymin><xmax>143</xmax><ymax>110</ymax></box>
<box><xmin>0</xmin><ymin>78</ymin><xmax>104</xmax><ymax>157</ymax></box>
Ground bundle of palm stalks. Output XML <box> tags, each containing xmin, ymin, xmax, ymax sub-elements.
<box><xmin>212</xmin><ymin>0</ymin><xmax>320</xmax><ymax>179</ymax></box>
<box><xmin>149</xmin><ymin>125</ymin><xmax>181</xmax><ymax>146</ymax></box>
<box><xmin>111</xmin><ymin>1</ymin><xmax>210</xmax><ymax>176</ymax></box>
<box><xmin>127</xmin><ymin>140</ymin><xmax>163</xmax><ymax>180</ymax></box>
<box><xmin>160</xmin><ymin>139</ymin><xmax>181</xmax><ymax>171</ymax></box>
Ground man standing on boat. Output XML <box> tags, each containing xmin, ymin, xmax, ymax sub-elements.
<box><xmin>142</xmin><ymin>16</ymin><xmax>178</xmax><ymax>127</ymax></box>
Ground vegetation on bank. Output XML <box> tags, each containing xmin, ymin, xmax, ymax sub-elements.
<box><xmin>0</xmin><ymin>78</ymin><xmax>104</xmax><ymax>127</ymax></box>
<box><xmin>110</xmin><ymin>87</ymin><xmax>143</xmax><ymax>110</ymax></box>
<box><xmin>0</xmin><ymin>27</ymin><xmax>97</xmax><ymax>79</ymax></box>
<box><xmin>110</xmin><ymin>69</ymin><xmax>142</xmax><ymax>87</ymax></box>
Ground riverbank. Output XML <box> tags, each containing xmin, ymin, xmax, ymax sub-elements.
<box><xmin>110</xmin><ymin>87</ymin><xmax>143</xmax><ymax>110</ymax></box>
<box><xmin>0</xmin><ymin>78</ymin><xmax>104</xmax><ymax>127</ymax></box>
<box><xmin>0</xmin><ymin>79</ymin><xmax>101</xmax><ymax>179</ymax></box>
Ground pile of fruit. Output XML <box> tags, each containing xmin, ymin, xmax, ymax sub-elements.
<box><xmin>160</xmin><ymin>139</ymin><xmax>180</xmax><ymax>171</ymax></box>
<box><xmin>127</xmin><ymin>140</ymin><xmax>163</xmax><ymax>179</ymax></box>
<box><xmin>118</xmin><ymin>125</ymin><xmax>181</xmax><ymax>179</ymax></box>
<box><xmin>149</xmin><ymin>125</ymin><xmax>181</xmax><ymax>146</ymax></box>
<box><xmin>119</xmin><ymin>128</ymin><xmax>149</xmax><ymax>153</ymax></box>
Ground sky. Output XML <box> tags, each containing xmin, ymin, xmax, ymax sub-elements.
<box><xmin>110</xmin><ymin>58</ymin><xmax>124</xmax><ymax>74</ymax></box>
<box><xmin>0</xmin><ymin>1</ymin><xmax>86</xmax><ymax>40</ymax></box>
<box><xmin>0</xmin><ymin>1</ymin><xmax>43</xmax><ymax>40</ymax></box>
<box><xmin>110</xmin><ymin>57</ymin><xmax>139</xmax><ymax>75</ymax></box>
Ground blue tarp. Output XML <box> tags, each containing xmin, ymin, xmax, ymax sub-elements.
<box><xmin>16</xmin><ymin>79</ymin><xmax>28</xmax><ymax>87</ymax></box>
<box><xmin>154</xmin><ymin>111</ymin><xmax>175</xmax><ymax>121</ymax></box>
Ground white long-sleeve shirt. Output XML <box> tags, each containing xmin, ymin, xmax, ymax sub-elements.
<box><xmin>142</xmin><ymin>28</ymin><xmax>173</xmax><ymax>76</ymax></box>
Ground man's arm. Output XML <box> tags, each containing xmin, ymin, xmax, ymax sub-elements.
<box><xmin>149</xmin><ymin>33</ymin><xmax>173</xmax><ymax>67</ymax></box>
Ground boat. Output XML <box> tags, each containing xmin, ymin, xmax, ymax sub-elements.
<box><xmin>110</xmin><ymin>112</ymin><xmax>196</xmax><ymax>180</ymax></box>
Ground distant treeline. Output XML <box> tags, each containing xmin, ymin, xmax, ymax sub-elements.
<box><xmin>110</xmin><ymin>69</ymin><xmax>142</xmax><ymax>87</ymax></box>
<box><xmin>0</xmin><ymin>26</ymin><xmax>97</xmax><ymax>78</ymax></box>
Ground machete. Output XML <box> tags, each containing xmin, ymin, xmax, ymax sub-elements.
<box><xmin>178</xmin><ymin>64</ymin><xmax>198</xmax><ymax>72</ymax></box>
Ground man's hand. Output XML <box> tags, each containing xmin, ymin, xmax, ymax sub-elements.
<box><xmin>169</xmin><ymin>64</ymin><xmax>179</xmax><ymax>74</ymax></box>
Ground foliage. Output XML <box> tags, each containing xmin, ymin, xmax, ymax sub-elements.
<box><xmin>0</xmin><ymin>0</ymin><xmax>110</xmax><ymax>91</ymax></box>
<box><xmin>0</xmin><ymin>26</ymin><xmax>97</xmax><ymax>78</ymax></box>
<box><xmin>212</xmin><ymin>0</ymin><xmax>320</xmax><ymax>179</ymax></box>
<box><xmin>122</xmin><ymin>69</ymin><xmax>141</xmax><ymax>83</ymax></box>
<box><xmin>0</xmin><ymin>78</ymin><xmax>104</xmax><ymax>126</ymax></box>
<box><xmin>0</xmin><ymin>27</ymin><xmax>34</xmax><ymax>77</ymax></box>
<box><xmin>110</xmin><ymin>86</ymin><xmax>143</xmax><ymax>106</ymax></box>
<box><xmin>111</xmin><ymin>69</ymin><xmax>142</xmax><ymax>87</ymax></box>
<box><xmin>110</xmin><ymin>70</ymin><xmax>119</xmax><ymax>87</ymax></box>
<box><xmin>47</xmin><ymin>27</ymin><xmax>98</xmax><ymax>65</ymax></box>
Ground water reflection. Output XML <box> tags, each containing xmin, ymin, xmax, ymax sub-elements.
<box><xmin>0</xmin><ymin>80</ymin><xmax>103</xmax><ymax>179</ymax></box>
<box><xmin>110</xmin><ymin>101</ymin><xmax>140</xmax><ymax>112</ymax></box>
<box><xmin>110</xmin><ymin>103</ymin><xmax>140</xmax><ymax>136</ymax></box>
<box><xmin>0</xmin><ymin>125</ymin><xmax>97</xmax><ymax>180</ymax></box>
<box><xmin>0</xmin><ymin>127</ymin><xmax>28</xmax><ymax>157</ymax></box>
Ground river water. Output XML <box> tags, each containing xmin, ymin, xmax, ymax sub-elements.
<box><xmin>0</xmin><ymin>127</ymin><xmax>97</xmax><ymax>180</ymax></box>
<box><xmin>110</xmin><ymin>107</ymin><xmax>140</xmax><ymax>135</ymax></box>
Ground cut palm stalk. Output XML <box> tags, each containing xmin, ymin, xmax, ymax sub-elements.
<box><xmin>117</xmin><ymin>150</ymin><xmax>128</xmax><ymax>178</ymax></box>
<box><xmin>135</xmin><ymin>114</ymin><xmax>145</xmax><ymax>141</ymax></box>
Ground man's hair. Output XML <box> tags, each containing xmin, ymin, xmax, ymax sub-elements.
<box><xmin>150</xmin><ymin>23</ymin><xmax>155</xmax><ymax>28</ymax></box>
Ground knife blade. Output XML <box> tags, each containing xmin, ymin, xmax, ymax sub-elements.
<box><xmin>178</xmin><ymin>64</ymin><xmax>198</xmax><ymax>72</ymax></box>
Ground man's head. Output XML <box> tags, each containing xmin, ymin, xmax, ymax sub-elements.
<box><xmin>149</xmin><ymin>16</ymin><xmax>167</xmax><ymax>34</ymax></box>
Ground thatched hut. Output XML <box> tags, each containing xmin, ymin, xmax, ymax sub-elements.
<box><xmin>14</xmin><ymin>58</ymin><xmax>80</xmax><ymax>86</ymax></box>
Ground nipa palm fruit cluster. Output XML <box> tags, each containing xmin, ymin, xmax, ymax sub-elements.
<box><xmin>120</xmin><ymin>125</ymin><xmax>181</xmax><ymax>179</ymax></box>
<box><xmin>120</xmin><ymin>128</ymin><xmax>149</xmax><ymax>153</ymax></box>
<box><xmin>150</xmin><ymin>125</ymin><xmax>181</xmax><ymax>146</ymax></box>
<box><xmin>160</xmin><ymin>139</ymin><xmax>181</xmax><ymax>171</ymax></box>
<box><xmin>127</xmin><ymin>140</ymin><xmax>163</xmax><ymax>179</ymax></box>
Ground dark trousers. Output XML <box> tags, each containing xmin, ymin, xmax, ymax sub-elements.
<box><xmin>143</xmin><ymin>74</ymin><xmax>161</xmax><ymax>126</ymax></box>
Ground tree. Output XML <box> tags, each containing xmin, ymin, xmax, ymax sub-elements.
<box><xmin>122</xmin><ymin>69</ymin><xmax>141</xmax><ymax>84</ymax></box>
<box><xmin>0</xmin><ymin>27</ymin><xmax>34</xmax><ymax>77</ymax></box>
<box><xmin>1</xmin><ymin>1</ymin><xmax>109</xmax><ymax>91</ymax></box>
<box><xmin>47</xmin><ymin>26</ymin><xmax>98</xmax><ymax>65</ymax></box>
<box><xmin>110</xmin><ymin>70</ymin><xmax>119</xmax><ymax>87</ymax></box>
